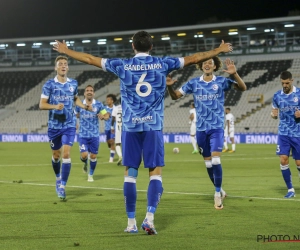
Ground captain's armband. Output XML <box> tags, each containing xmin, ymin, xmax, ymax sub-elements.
<box><xmin>100</xmin><ymin>109</ymin><xmax>107</xmax><ymax>115</ymax></box>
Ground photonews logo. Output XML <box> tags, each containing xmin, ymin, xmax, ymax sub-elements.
<box><xmin>257</xmin><ymin>234</ymin><xmax>300</xmax><ymax>243</ymax></box>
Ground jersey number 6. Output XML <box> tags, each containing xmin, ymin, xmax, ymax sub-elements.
<box><xmin>136</xmin><ymin>73</ymin><xmax>152</xmax><ymax>97</ymax></box>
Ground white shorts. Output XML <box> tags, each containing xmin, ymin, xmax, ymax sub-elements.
<box><xmin>115</xmin><ymin>124</ymin><xmax>122</xmax><ymax>144</ymax></box>
<box><xmin>190</xmin><ymin>123</ymin><xmax>196</xmax><ymax>136</ymax></box>
<box><xmin>224</xmin><ymin>129</ymin><xmax>234</xmax><ymax>138</ymax></box>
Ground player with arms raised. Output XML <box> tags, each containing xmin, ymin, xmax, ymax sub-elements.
<box><xmin>167</xmin><ymin>57</ymin><xmax>246</xmax><ymax>209</ymax></box>
<box><xmin>53</xmin><ymin>31</ymin><xmax>232</xmax><ymax>234</ymax></box>
<box><xmin>271</xmin><ymin>71</ymin><xmax>300</xmax><ymax>198</ymax></box>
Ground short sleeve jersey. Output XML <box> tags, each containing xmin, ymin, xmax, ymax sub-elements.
<box><xmin>225</xmin><ymin>113</ymin><xmax>235</xmax><ymax>130</ymax></box>
<box><xmin>104</xmin><ymin>105</ymin><xmax>115</xmax><ymax>131</ymax></box>
<box><xmin>272</xmin><ymin>86</ymin><xmax>300</xmax><ymax>137</ymax></box>
<box><xmin>112</xmin><ymin>104</ymin><xmax>122</xmax><ymax>127</ymax></box>
<box><xmin>102</xmin><ymin>53</ymin><xmax>184</xmax><ymax>132</ymax></box>
<box><xmin>179</xmin><ymin>75</ymin><xmax>236</xmax><ymax>131</ymax></box>
<box><xmin>41</xmin><ymin>76</ymin><xmax>78</xmax><ymax>129</ymax></box>
<box><xmin>74</xmin><ymin>99</ymin><xmax>105</xmax><ymax>138</ymax></box>
<box><xmin>189</xmin><ymin>108</ymin><xmax>196</xmax><ymax>125</ymax></box>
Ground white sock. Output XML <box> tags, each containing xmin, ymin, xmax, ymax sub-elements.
<box><xmin>288</xmin><ymin>188</ymin><xmax>295</xmax><ymax>192</ymax></box>
<box><xmin>224</xmin><ymin>141</ymin><xmax>228</xmax><ymax>149</ymax></box>
<box><xmin>128</xmin><ymin>218</ymin><xmax>136</xmax><ymax>227</ymax></box>
<box><xmin>232</xmin><ymin>144</ymin><xmax>236</xmax><ymax>151</ymax></box>
<box><xmin>116</xmin><ymin>145</ymin><xmax>122</xmax><ymax>158</ymax></box>
<box><xmin>190</xmin><ymin>136</ymin><xmax>197</xmax><ymax>150</ymax></box>
<box><xmin>214</xmin><ymin>191</ymin><xmax>221</xmax><ymax>197</ymax></box>
<box><xmin>146</xmin><ymin>212</ymin><xmax>154</xmax><ymax>224</ymax></box>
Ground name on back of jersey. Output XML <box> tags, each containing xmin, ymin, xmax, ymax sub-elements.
<box><xmin>124</xmin><ymin>63</ymin><xmax>162</xmax><ymax>71</ymax></box>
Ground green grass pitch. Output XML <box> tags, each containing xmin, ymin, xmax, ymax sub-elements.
<box><xmin>1</xmin><ymin>142</ymin><xmax>300</xmax><ymax>249</ymax></box>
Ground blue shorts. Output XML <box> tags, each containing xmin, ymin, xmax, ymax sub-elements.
<box><xmin>105</xmin><ymin>130</ymin><xmax>115</xmax><ymax>140</ymax></box>
<box><xmin>122</xmin><ymin>130</ymin><xmax>164</xmax><ymax>168</ymax></box>
<box><xmin>277</xmin><ymin>135</ymin><xmax>300</xmax><ymax>160</ymax></box>
<box><xmin>48</xmin><ymin>127</ymin><xmax>76</xmax><ymax>150</ymax></box>
<box><xmin>196</xmin><ymin>129</ymin><xmax>224</xmax><ymax>157</ymax></box>
<box><xmin>78</xmin><ymin>137</ymin><xmax>100</xmax><ymax>154</ymax></box>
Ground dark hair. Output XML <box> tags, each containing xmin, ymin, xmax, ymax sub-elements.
<box><xmin>226</xmin><ymin>107</ymin><xmax>231</xmax><ymax>111</ymax></box>
<box><xmin>132</xmin><ymin>31</ymin><xmax>153</xmax><ymax>52</ymax></box>
<box><xmin>55</xmin><ymin>55</ymin><xmax>68</xmax><ymax>64</ymax></box>
<box><xmin>85</xmin><ymin>85</ymin><xmax>94</xmax><ymax>91</ymax></box>
<box><xmin>280</xmin><ymin>71</ymin><xmax>292</xmax><ymax>80</ymax></box>
<box><xmin>196</xmin><ymin>56</ymin><xmax>222</xmax><ymax>72</ymax></box>
<box><xmin>106</xmin><ymin>94</ymin><xmax>117</xmax><ymax>103</ymax></box>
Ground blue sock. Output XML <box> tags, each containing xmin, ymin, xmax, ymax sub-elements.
<box><xmin>52</xmin><ymin>157</ymin><xmax>61</xmax><ymax>177</ymax></box>
<box><xmin>207</xmin><ymin>167</ymin><xmax>214</xmax><ymax>185</ymax></box>
<box><xmin>61</xmin><ymin>158</ymin><xmax>71</xmax><ymax>186</ymax></box>
<box><xmin>124</xmin><ymin>177</ymin><xmax>137</xmax><ymax>219</ymax></box>
<box><xmin>147</xmin><ymin>176</ymin><xmax>163</xmax><ymax>213</ymax></box>
<box><xmin>213</xmin><ymin>164</ymin><xmax>222</xmax><ymax>192</ymax></box>
<box><xmin>110</xmin><ymin>150</ymin><xmax>115</xmax><ymax>159</ymax></box>
<box><xmin>89</xmin><ymin>159</ymin><xmax>97</xmax><ymax>175</ymax></box>
<box><xmin>281</xmin><ymin>165</ymin><xmax>293</xmax><ymax>189</ymax></box>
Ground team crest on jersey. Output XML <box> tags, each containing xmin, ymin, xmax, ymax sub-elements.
<box><xmin>212</xmin><ymin>84</ymin><xmax>218</xmax><ymax>91</ymax></box>
<box><xmin>293</xmin><ymin>97</ymin><xmax>298</xmax><ymax>102</ymax></box>
<box><xmin>69</xmin><ymin>86</ymin><xmax>74</xmax><ymax>92</ymax></box>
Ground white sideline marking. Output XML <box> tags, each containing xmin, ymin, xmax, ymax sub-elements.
<box><xmin>0</xmin><ymin>180</ymin><xmax>299</xmax><ymax>202</ymax></box>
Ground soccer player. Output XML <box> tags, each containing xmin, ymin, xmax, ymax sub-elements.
<box><xmin>105</xmin><ymin>94</ymin><xmax>116</xmax><ymax>163</ymax></box>
<box><xmin>271</xmin><ymin>71</ymin><xmax>300</xmax><ymax>198</ymax></box>
<box><xmin>39</xmin><ymin>55</ymin><xmax>92</xmax><ymax>200</ymax></box>
<box><xmin>167</xmin><ymin>57</ymin><xmax>246</xmax><ymax>209</ymax></box>
<box><xmin>53</xmin><ymin>31</ymin><xmax>233</xmax><ymax>234</ymax></box>
<box><xmin>111</xmin><ymin>99</ymin><xmax>123</xmax><ymax>166</ymax></box>
<box><xmin>189</xmin><ymin>102</ymin><xmax>198</xmax><ymax>154</ymax></box>
<box><xmin>222</xmin><ymin>107</ymin><xmax>236</xmax><ymax>153</ymax></box>
<box><xmin>75</xmin><ymin>85</ymin><xmax>109</xmax><ymax>182</ymax></box>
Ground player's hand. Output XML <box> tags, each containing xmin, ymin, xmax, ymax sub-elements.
<box><xmin>271</xmin><ymin>108</ymin><xmax>278</xmax><ymax>119</ymax></box>
<box><xmin>53</xmin><ymin>40</ymin><xmax>68</xmax><ymax>53</ymax></box>
<box><xmin>98</xmin><ymin>113</ymin><xmax>105</xmax><ymax>120</ymax></box>
<box><xmin>166</xmin><ymin>74</ymin><xmax>177</xmax><ymax>86</ymax></box>
<box><xmin>223</xmin><ymin>58</ymin><xmax>237</xmax><ymax>75</ymax></box>
<box><xmin>85</xmin><ymin>104</ymin><xmax>93</xmax><ymax>111</ymax></box>
<box><xmin>219</xmin><ymin>40</ymin><xmax>233</xmax><ymax>53</ymax></box>
<box><xmin>295</xmin><ymin>109</ymin><xmax>300</xmax><ymax>118</ymax></box>
<box><xmin>55</xmin><ymin>103</ymin><xmax>64</xmax><ymax>110</ymax></box>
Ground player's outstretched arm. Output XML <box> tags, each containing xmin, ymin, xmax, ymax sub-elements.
<box><xmin>53</xmin><ymin>40</ymin><xmax>102</xmax><ymax>68</ymax></box>
<box><xmin>183</xmin><ymin>40</ymin><xmax>233</xmax><ymax>67</ymax></box>
<box><xmin>223</xmin><ymin>58</ymin><xmax>247</xmax><ymax>91</ymax></box>
<box><xmin>166</xmin><ymin>75</ymin><xmax>182</xmax><ymax>100</ymax></box>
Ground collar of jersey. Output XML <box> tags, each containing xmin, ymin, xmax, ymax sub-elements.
<box><xmin>281</xmin><ymin>85</ymin><xmax>296</xmax><ymax>95</ymax></box>
<box><xmin>134</xmin><ymin>53</ymin><xmax>150</xmax><ymax>57</ymax></box>
<box><xmin>199</xmin><ymin>74</ymin><xmax>216</xmax><ymax>83</ymax></box>
<box><xmin>54</xmin><ymin>76</ymin><xmax>71</xmax><ymax>84</ymax></box>
<box><xmin>83</xmin><ymin>99</ymin><xmax>95</xmax><ymax>104</ymax></box>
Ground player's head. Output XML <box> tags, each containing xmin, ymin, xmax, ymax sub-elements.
<box><xmin>225</xmin><ymin>107</ymin><xmax>231</xmax><ymax>114</ymax></box>
<box><xmin>196</xmin><ymin>57</ymin><xmax>222</xmax><ymax>73</ymax></box>
<box><xmin>84</xmin><ymin>85</ymin><xmax>94</xmax><ymax>101</ymax></box>
<box><xmin>280</xmin><ymin>71</ymin><xmax>293</xmax><ymax>94</ymax></box>
<box><xmin>190</xmin><ymin>102</ymin><xmax>195</xmax><ymax>108</ymax></box>
<box><xmin>106</xmin><ymin>94</ymin><xmax>117</xmax><ymax>106</ymax></box>
<box><xmin>55</xmin><ymin>55</ymin><xmax>69</xmax><ymax>77</ymax></box>
<box><xmin>132</xmin><ymin>31</ymin><xmax>153</xmax><ymax>53</ymax></box>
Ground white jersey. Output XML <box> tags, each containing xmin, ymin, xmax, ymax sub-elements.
<box><xmin>112</xmin><ymin>104</ymin><xmax>122</xmax><ymax>126</ymax></box>
<box><xmin>225</xmin><ymin>113</ymin><xmax>234</xmax><ymax>130</ymax></box>
<box><xmin>112</xmin><ymin>104</ymin><xmax>122</xmax><ymax>144</ymax></box>
<box><xmin>189</xmin><ymin>108</ymin><xmax>196</xmax><ymax>124</ymax></box>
